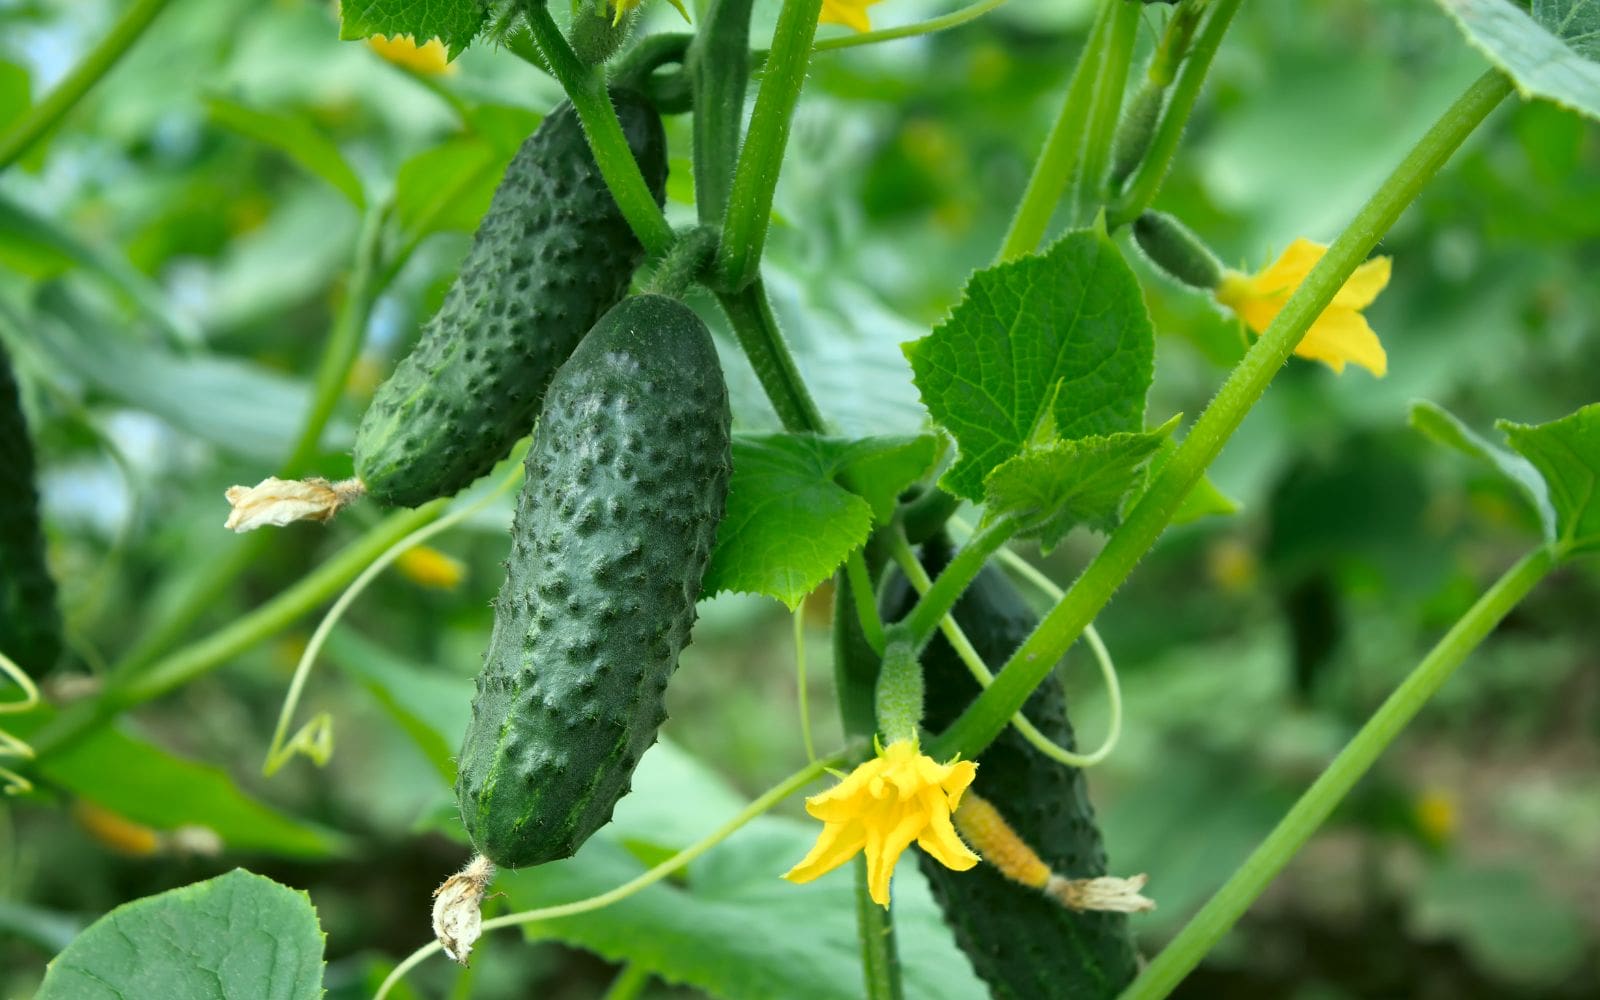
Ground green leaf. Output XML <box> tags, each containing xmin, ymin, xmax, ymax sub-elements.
<box><xmin>394</xmin><ymin>107</ymin><xmax>539</xmax><ymax>242</ymax></box>
<box><xmin>206</xmin><ymin>97</ymin><xmax>367</xmax><ymax>208</ymax></box>
<box><xmin>1145</xmin><ymin>434</ymin><xmax>1241</xmax><ymax>526</ymax></box>
<box><xmin>703</xmin><ymin>433</ymin><xmax>939</xmax><ymax>609</ymax></box>
<box><xmin>36</xmin><ymin>869</ymin><xmax>325</xmax><ymax>1000</ymax></box>
<box><xmin>1410</xmin><ymin>400</ymin><xmax>1556</xmax><ymax>538</ymax></box>
<box><xmin>324</xmin><ymin>629</ymin><xmax>471</xmax><ymax>785</ymax></box>
<box><xmin>6</xmin><ymin>707</ymin><xmax>348</xmax><ymax>858</ymax></box>
<box><xmin>338</xmin><ymin>0</ymin><xmax>488</xmax><ymax>59</ymax></box>
<box><xmin>905</xmin><ymin>229</ymin><xmax>1156</xmax><ymax>500</ymax></box>
<box><xmin>1499</xmin><ymin>402</ymin><xmax>1600</xmax><ymax>556</ymax></box>
<box><xmin>1435</xmin><ymin>0</ymin><xmax>1600</xmax><ymax>121</ymax></box>
<box><xmin>1413</xmin><ymin>860</ymin><xmax>1588</xmax><ymax>986</ymax></box>
<box><xmin>984</xmin><ymin>418</ymin><xmax>1175</xmax><ymax>553</ymax></box>
<box><xmin>501</xmin><ymin>753</ymin><xmax>985</xmax><ymax>1000</ymax></box>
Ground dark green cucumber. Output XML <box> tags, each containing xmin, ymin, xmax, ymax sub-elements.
<box><xmin>455</xmin><ymin>294</ymin><xmax>731</xmax><ymax>868</ymax></box>
<box><xmin>883</xmin><ymin>536</ymin><xmax>1137</xmax><ymax>1000</ymax></box>
<box><xmin>0</xmin><ymin>341</ymin><xmax>62</xmax><ymax>676</ymax></box>
<box><xmin>353</xmin><ymin>89</ymin><xmax>668</xmax><ymax>508</ymax></box>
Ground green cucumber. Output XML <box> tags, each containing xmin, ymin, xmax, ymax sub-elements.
<box><xmin>0</xmin><ymin>341</ymin><xmax>62</xmax><ymax>676</ymax></box>
<box><xmin>455</xmin><ymin>294</ymin><xmax>731</xmax><ymax>868</ymax></box>
<box><xmin>883</xmin><ymin>535</ymin><xmax>1138</xmax><ymax>1000</ymax></box>
<box><xmin>353</xmin><ymin>89</ymin><xmax>667</xmax><ymax>508</ymax></box>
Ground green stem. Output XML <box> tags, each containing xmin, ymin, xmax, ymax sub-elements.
<box><xmin>1120</xmin><ymin>545</ymin><xmax>1555</xmax><ymax>999</ymax></box>
<box><xmin>845</xmin><ymin>550</ymin><xmax>886</xmax><ymax>653</ymax></box>
<box><xmin>813</xmin><ymin>0</ymin><xmax>1009</xmax><ymax>52</ymax></box>
<box><xmin>855</xmin><ymin>856</ymin><xmax>905</xmax><ymax>1000</ymax></box>
<box><xmin>30</xmin><ymin>502</ymin><xmax>446</xmax><ymax>761</ymax></box>
<box><xmin>713</xmin><ymin>280</ymin><xmax>827</xmax><ymax>432</ymax></box>
<box><xmin>894</xmin><ymin>519</ymin><xmax>1015</xmax><ymax>650</ymax></box>
<box><xmin>899</xmin><ymin>487</ymin><xmax>961</xmax><ymax>544</ymax></box>
<box><xmin>834</xmin><ymin>565</ymin><xmax>885</xmax><ymax>741</ymax></box>
<box><xmin>688</xmin><ymin>0</ymin><xmax>753</xmax><ymax>226</ymax></box>
<box><xmin>995</xmin><ymin>0</ymin><xmax>1112</xmax><ymax>262</ymax></box>
<box><xmin>520</xmin><ymin>0</ymin><xmax>674</xmax><ymax>256</ymax></box>
<box><xmin>932</xmin><ymin>68</ymin><xmax>1513</xmax><ymax>762</ymax></box>
<box><xmin>1107</xmin><ymin>0</ymin><xmax>1242</xmax><ymax>228</ymax></box>
<box><xmin>600</xmin><ymin>963</ymin><xmax>652</xmax><ymax>1000</ymax></box>
<box><xmin>0</xmin><ymin>0</ymin><xmax>177</xmax><ymax>172</ymax></box>
<box><xmin>1071</xmin><ymin>0</ymin><xmax>1140</xmax><ymax>224</ymax></box>
<box><xmin>715</xmin><ymin>0</ymin><xmax>824</xmax><ymax>290</ymax></box>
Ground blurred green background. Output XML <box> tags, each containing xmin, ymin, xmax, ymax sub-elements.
<box><xmin>1</xmin><ymin>0</ymin><xmax>1597</xmax><ymax>997</ymax></box>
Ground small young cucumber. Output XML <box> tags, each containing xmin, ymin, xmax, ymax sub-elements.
<box><xmin>455</xmin><ymin>294</ymin><xmax>731</xmax><ymax>869</ymax></box>
<box><xmin>353</xmin><ymin>89</ymin><xmax>668</xmax><ymax>508</ymax></box>
<box><xmin>0</xmin><ymin>342</ymin><xmax>62</xmax><ymax>676</ymax></box>
<box><xmin>883</xmin><ymin>536</ymin><xmax>1138</xmax><ymax>1000</ymax></box>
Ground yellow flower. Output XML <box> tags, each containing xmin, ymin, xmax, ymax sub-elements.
<box><xmin>366</xmin><ymin>34</ymin><xmax>455</xmax><ymax>76</ymax></box>
<box><xmin>1214</xmin><ymin>238</ymin><xmax>1392</xmax><ymax>377</ymax></box>
<box><xmin>784</xmin><ymin>739</ymin><xmax>979</xmax><ymax>907</ymax></box>
<box><xmin>820</xmin><ymin>0</ymin><xmax>884</xmax><ymax>33</ymax></box>
<box><xmin>396</xmin><ymin>545</ymin><xmax>467</xmax><ymax>590</ymax></box>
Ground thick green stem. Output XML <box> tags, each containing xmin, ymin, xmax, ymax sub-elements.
<box><xmin>1071</xmin><ymin>0</ymin><xmax>1140</xmax><ymax>223</ymax></box>
<box><xmin>995</xmin><ymin>0</ymin><xmax>1112</xmax><ymax>262</ymax></box>
<box><xmin>688</xmin><ymin>0</ymin><xmax>753</xmax><ymax>226</ymax></box>
<box><xmin>933</xmin><ymin>69</ymin><xmax>1513</xmax><ymax>762</ymax></box>
<box><xmin>1107</xmin><ymin>0</ymin><xmax>1242</xmax><ymax>228</ymax></box>
<box><xmin>0</xmin><ymin>0</ymin><xmax>176</xmax><ymax>172</ymax></box>
<box><xmin>29</xmin><ymin>502</ymin><xmax>446</xmax><ymax>761</ymax></box>
<box><xmin>855</xmin><ymin>857</ymin><xmax>905</xmax><ymax>1000</ymax></box>
<box><xmin>715</xmin><ymin>0</ymin><xmax>824</xmax><ymax>290</ymax></box>
<box><xmin>894</xmin><ymin>519</ymin><xmax>1015</xmax><ymax>650</ymax></box>
<box><xmin>1120</xmin><ymin>545</ymin><xmax>1555</xmax><ymax>999</ymax></box>
<box><xmin>520</xmin><ymin>0</ymin><xmax>673</xmax><ymax>256</ymax></box>
<box><xmin>714</xmin><ymin>280</ymin><xmax>827</xmax><ymax>432</ymax></box>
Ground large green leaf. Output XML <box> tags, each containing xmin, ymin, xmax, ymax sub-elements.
<box><xmin>7</xmin><ymin>708</ymin><xmax>347</xmax><ymax>858</ymax></box>
<box><xmin>501</xmin><ymin>751</ymin><xmax>985</xmax><ymax>1000</ymax></box>
<box><xmin>1437</xmin><ymin>0</ymin><xmax>1600</xmax><ymax>121</ymax></box>
<box><xmin>703</xmin><ymin>433</ymin><xmax>939</xmax><ymax>609</ymax></box>
<box><xmin>338</xmin><ymin>0</ymin><xmax>488</xmax><ymax>59</ymax></box>
<box><xmin>905</xmin><ymin>229</ymin><xmax>1155</xmax><ymax>500</ymax></box>
<box><xmin>324</xmin><ymin>629</ymin><xmax>471</xmax><ymax>784</ymax></box>
<box><xmin>36</xmin><ymin>869</ymin><xmax>325</xmax><ymax>1000</ymax></box>
<box><xmin>1412</xmin><ymin>860</ymin><xmax>1588</xmax><ymax>986</ymax></box>
<box><xmin>1499</xmin><ymin>402</ymin><xmax>1600</xmax><ymax>556</ymax></box>
<box><xmin>1410</xmin><ymin>399</ymin><xmax>1556</xmax><ymax>539</ymax></box>
<box><xmin>206</xmin><ymin>97</ymin><xmax>367</xmax><ymax>208</ymax></box>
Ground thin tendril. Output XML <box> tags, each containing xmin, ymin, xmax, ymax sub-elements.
<box><xmin>372</xmin><ymin>750</ymin><xmax>846</xmax><ymax>1000</ymax></box>
<box><xmin>263</xmin><ymin>464</ymin><xmax>525</xmax><ymax>776</ymax></box>
<box><xmin>0</xmin><ymin>651</ymin><xmax>42</xmax><ymax>795</ymax></box>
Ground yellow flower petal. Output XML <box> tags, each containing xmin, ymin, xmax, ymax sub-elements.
<box><xmin>1332</xmin><ymin>254</ymin><xmax>1391</xmax><ymax>310</ymax></box>
<box><xmin>784</xmin><ymin>739</ymin><xmax>979</xmax><ymax>907</ymax></box>
<box><xmin>1293</xmin><ymin>307</ymin><xmax>1388</xmax><ymax>377</ymax></box>
<box><xmin>819</xmin><ymin>0</ymin><xmax>880</xmax><ymax>33</ymax></box>
<box><xmin>396</xmin><ymin>545</ymin><xmax>467</xmax><ymax>590</ymax></box>
<box><xmin>366</xmin><ymin>34</ymin><xmax>454</xmax><ymax>76</ymax></box>
<box><xmin>1215</xmin><ymin>237</ymin><xmax>1390</xmax><ymax>376</ymax></box>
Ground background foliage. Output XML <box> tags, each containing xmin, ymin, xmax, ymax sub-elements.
<box><xmin>1</xmin><ymin>0</ymin><xmax>1597</xmax><ymax>996</ymax></box>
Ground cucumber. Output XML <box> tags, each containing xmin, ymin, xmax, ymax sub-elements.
<box><xmin>0</xmin><ymin>341</ymin><xmax>62</xmax><ymax>676</ymax></box>
<box><xmin>353</xmin><ymin>89</ymin><xmax>668</xmax><ymax>508</ymax></box>
<box><xmin>455</xmin><ymin>294</ymin><xmax>731</xmax><ymax>868</ymax></box>
<box><xmin>883</xmin><ymin>535</ymin><xmax>1138</xmax><ymax>1000</ymax></box>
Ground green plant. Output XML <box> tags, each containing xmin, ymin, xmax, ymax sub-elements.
<box><xmin>3</xmin><ymin>1</ymin><xmax>1599</xmax><ymax>999</ymax></box>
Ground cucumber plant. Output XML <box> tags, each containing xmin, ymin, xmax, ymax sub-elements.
<box><xmin>0</xmin><ymin>341</ymin><xmax>61</xmax><ymax>677</ymax></box>
<box><xmin>8</xmin><ymin>1</ymin><xmax>1600</xmax><ymax>999</ymax></box>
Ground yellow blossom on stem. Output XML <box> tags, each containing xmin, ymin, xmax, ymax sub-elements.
<box><xmin>820</xmin><ymin>0</ymin><xmax>884</xmax><ymax>34</ymax></box>
<box><xmin>783</xmin><ymin>738</ymin><xmax>978</xmax><ymax>907</ymax></box>
<box><xmin>366</xmin><ymin>34</ymin><xmax>455</xmax><ymax>76</ymax></box>
<box><xmin>396</xmin><ymin>545</ymin><xmax>467</xmax><ymax>590</ymax></box>
<box><xmin>1214</xmin><ymin>238</ymin><xmax>1392</xmax><ymax>377</ymax></box>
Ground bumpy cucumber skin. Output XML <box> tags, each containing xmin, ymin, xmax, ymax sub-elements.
<box><xmin>353</xmin><ymin>90</ymin><xmax>668</xmax><ymax>508</ymax></box>
<box><xmin>456</xmin><ymin>294</ymin><xmax>731</xmax><ymax>869</ymax></box>
<box><xmin>0</xmin><ymin>342</ymin><xmax>62</xmax><ymax>676</ymax></box>
<box><xmin>883</xmin><ymin>538</ymin><xmax>1137</xmax><ymax>1000</ymax></box>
